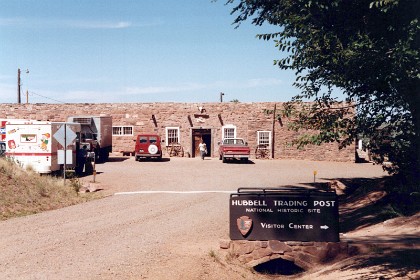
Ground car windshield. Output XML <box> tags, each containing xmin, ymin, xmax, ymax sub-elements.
<box><xmin>83</xmin><ymin>132</ymin><xmax>97</xmax><ymax>140</ymax></box>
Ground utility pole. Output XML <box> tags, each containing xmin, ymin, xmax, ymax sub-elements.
<box><xmin>220</xmin><ymin>92</ymin><xmax>224</xmax><ymax>102</ymax></box>
<box><xmin>17</xmin><ymin>68</ymin><xmax>21</xmax><ymax>104</ymax></box>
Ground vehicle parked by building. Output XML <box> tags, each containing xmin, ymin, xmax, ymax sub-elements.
<box><xmin>134</xmin><ymin>134</ymin><xmax>163</xmax><ymax>161</ymax></box>
<box><xmin>1</xmin><ymin>120</ymin><xmax>7</xmax><ymax>156</ymax></box>
<box><xmin>4</xmin><ymin>120</ymin><xmax>80</xmax><ymax>174</ymax></box>
<box><xmin>218</xmin><ymin>138</ymin><xmax>251</xmax><ymax>163</ymax></box>
<box><xmin>67</xmin><ymin>115</ymin><xmax>112</xmax><ymax>163</ymax></box>
<box><xmin>1</xmin><ymin>119</ymin><xmax>31</xmax><ymax>157</ymax></box>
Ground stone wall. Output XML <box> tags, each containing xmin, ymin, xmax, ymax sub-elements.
<box><xmin>219</xmin><ymin>239</ymin><xmax>351</xmax><ymax>270</ymax></box>
<box><xmin>0</xmin><ymin>102</ymin><xmax>355</xmax><ymax>161</ymax></box>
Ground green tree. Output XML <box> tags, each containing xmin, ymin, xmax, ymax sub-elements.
<box><xmin>227</xmin><ymin>0</ymin><xmax>419</xmax><ymax>189</ymax></box>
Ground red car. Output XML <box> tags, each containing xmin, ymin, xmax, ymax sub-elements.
<box><xmin>134</xmin><ymin>134</ymin><xmax>163</xmax><ymax>161</ymax></box>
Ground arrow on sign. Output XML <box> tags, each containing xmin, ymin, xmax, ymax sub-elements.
<box><xmin>320</xmin><ymin>225</ymin><xmax>329</xmax><ymax>230</ymax></box>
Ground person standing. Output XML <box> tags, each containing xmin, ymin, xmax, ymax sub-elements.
<box><xmin>199</xmin><ymin>140</ymin><xmax>207</xmax><ymax>160</ymax></box>
<box><xmin>76</xmin><ymin>145</ymin><xmax>87</xmax><ymax>175</ymax></box>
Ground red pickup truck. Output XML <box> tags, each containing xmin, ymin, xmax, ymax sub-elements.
<box><xmin>218</xmin><ymin>138</ymin><xmax>250</xmax><ymax>163</ymax></box>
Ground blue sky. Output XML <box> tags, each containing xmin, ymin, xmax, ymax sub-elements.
<box><xmin>0</xmin><ymin>0</ymin><xmax>300</xmax><ymax>104</ymax></box>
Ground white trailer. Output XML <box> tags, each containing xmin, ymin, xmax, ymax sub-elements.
<box><xmin>67</xmin><ymin>115</ymin><xmax>112</xmax><ymax>162</ymax></box>
<box><xmin>1</xmin><ymin>119</ymin><xmax>31</xmax><ymax>156</ymax></box>
<box><xmin>5</xmin><ymin>121</ymin><xmax>81</xmax><ymax>174</ymax></box>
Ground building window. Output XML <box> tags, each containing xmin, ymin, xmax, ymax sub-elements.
<box><xmin>112</xmin><ymin>126</ymin><xmax>133</xmax><ymax>136</ymax></box>
<box><xmin>257</xmin><ymin>131</ymin><xmax>271</xmax><ymax>147</ymax></box>
<box><xmin>166</xmin><ymin>127</ymin><xmax>180</xmax><ymax>144</ymax></box>
<box><xmin>222</xmin><ymin>125</ymin><xmax>236</xmax><ymax>139</ymax></box>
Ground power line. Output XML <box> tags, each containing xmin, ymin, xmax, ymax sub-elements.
<box><xmin>28</xmin><ymin>91</ymin><xmax>66</xmax><ymax>104</ymax></box>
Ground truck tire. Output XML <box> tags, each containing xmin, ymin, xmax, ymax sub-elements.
<box><xmin>222</xmin><ymin>156</ymin><xmax>226</xmax><ymax>163</ymax></box>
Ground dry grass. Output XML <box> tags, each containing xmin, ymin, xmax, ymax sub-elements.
<box><xmin>0</xmin><ymin>157</ymin><xmax>102</xmax><ymax>221</ymax></box>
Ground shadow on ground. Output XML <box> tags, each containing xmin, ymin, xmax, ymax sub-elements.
<box><xmin>300</xmin><ymin>177</ymin><xmax>420</xmax><ymax>279</ymax></box>
<box><xmin>339</xmin><ymin>248</ymin><xmax>420</xmax><ymax>280</ymax></box>
<box><xmin>106</xmin><ymin>157</ymin><xmax>130</xmax><ymax>162</ymax></box>
<box><xmin>303</xmin><ymin>177</ymin><xmax>407</xmax><ymax>233</ymax></box>
<box><xmin>136</xmin><ymin>157</ymin><xmax>171</xmax><ymax>162</ymax></box>
<box><xmin>221</xmin><ymin>159</ymin><xmax>255</xmax><ymax>164</ymax></box>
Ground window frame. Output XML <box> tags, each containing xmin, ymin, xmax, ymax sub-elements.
<box><xmin>165</xmin><ymin>127</ymin><xmax>180</xmax><ymax>145</ymax></box>
<box><xmin>222</xmin><ymin>124</ymin><xmax>237</xmax><ymax>139</ymax></box>
<box><xmin>257</xmin><ymin>131</ymin><xmax>272</xmax><ymax>147</ymax></box>
<box><xmin>112</xmin><ymin>126</ymin><xmax>134</xmax><ymax>136</ymax></box>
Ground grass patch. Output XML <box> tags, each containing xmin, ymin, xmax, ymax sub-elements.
<box><xmin>0</xmin><ymin>158</ymin><xmax>102</xmax><ymax>221</ymax></box>
<box><xmin>209</xmin><ymin>249</ymin><xmax>218</xmax><ymax>260</ymax></box>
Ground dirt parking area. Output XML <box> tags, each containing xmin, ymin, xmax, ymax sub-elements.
<box><xmin>85</xmin><ymin>156</ymin><xmax>387</xmax><ymax>195</ymax></box>
<box><xmin>0</xmin><ymin>157</ymin><xmax>388</xmax><ymax>279</ymax></box>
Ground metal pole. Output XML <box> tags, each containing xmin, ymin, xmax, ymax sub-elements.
<box><xmin>93</xmin><ymin>161</ymin><xmax>96</xmax><ymax>183</ymax></box>
<box><xmin>64</xmin><ymin>124</ymin><xmax>67</xmax><ymax>183</ymax></box>
<box><xmin>220</xmin><ymin>92</ymin><xmax>224</xmax><ymax>102</ymax></box>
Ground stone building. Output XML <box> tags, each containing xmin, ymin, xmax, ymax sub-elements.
<box><xmin>0</xmin><ymin>102</ymin><xmax>354</xmax><ymax>161</ymax></box>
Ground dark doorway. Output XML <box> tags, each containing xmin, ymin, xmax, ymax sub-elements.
<box><xmin>192</xmin><ymin>129</ymin><xmax>212</xmax><ymax>158</ymax></box>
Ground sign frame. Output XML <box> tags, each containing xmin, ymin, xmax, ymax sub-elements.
<box><xmin>230</xmin><ymin>188</ymin><xmax>339</xmax><ymax>242</ymax></box>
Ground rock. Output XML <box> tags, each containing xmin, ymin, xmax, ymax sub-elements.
<box><xmin>78</xmin><ymin>182</ymin><xmax>100</xmax><ymax>193</ymax></box>
<box><xmin>219</xmin><ymin>239</ymin><xmax>231</xmax><ymax>249</ymax></box>
<box><xmin>328</xmin><ymin>180</ymin><xmax>346</xmax><ymax>195</ymax></box>
<box><xmin>88</xmin><ymin>182</ymin><xmax>100</xmax><ymax>192</ymax></box>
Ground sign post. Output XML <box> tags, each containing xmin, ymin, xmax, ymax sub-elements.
<box><xmin>53</xmin><ymin>124</ymin><xmax>77</xmax><ymax>183</ymax></box>
<box><xmin>230</xmin><ymin>188</ymin><xmax>339</xmax><ymax>242</ymax></box>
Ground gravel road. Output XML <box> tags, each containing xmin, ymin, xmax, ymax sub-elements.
<box><xmin>0</xmin><ymin>157</ymin><xmax>386</xmax><ymax>279</ymax></box>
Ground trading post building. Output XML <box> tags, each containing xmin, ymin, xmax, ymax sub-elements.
<box><xmin>0</xmin><ymin>102</ymin><xmax>354</xmax><ymax>161</ymax></box>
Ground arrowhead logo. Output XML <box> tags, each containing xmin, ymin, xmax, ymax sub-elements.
<box><xmin>320</xmin><ymin>225</ymin><xmax>329</xmax><ymax>230</ymax></box>
<box><xmin>237</xmin><ymin>216</ymin><xmax>253</xmax><ymax>236</ymax></box>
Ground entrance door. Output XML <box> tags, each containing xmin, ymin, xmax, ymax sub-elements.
<box><xmin>192</xmin><ymin>129</ymin><xmax>211</xmax><ymax>158</ymax></box>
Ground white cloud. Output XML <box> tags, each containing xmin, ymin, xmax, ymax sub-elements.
<box><xmin>0</xmin><ymin>17</ymin><xmax>136</xmax><ymax>30</ymax></box>
<box><xmin>0</xmin><ymin>77</ymin><xmax>286</xmax><ymax>104</ymax></box>
<box><xmin>0</xmin><ymin>17</ymin><xmax>25</xmax><ymax>26</ymax></box>
<box><xmin>65</xmin><ymin>20</ymin><xmax>132</xmax><ymax>29</ymax></box>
